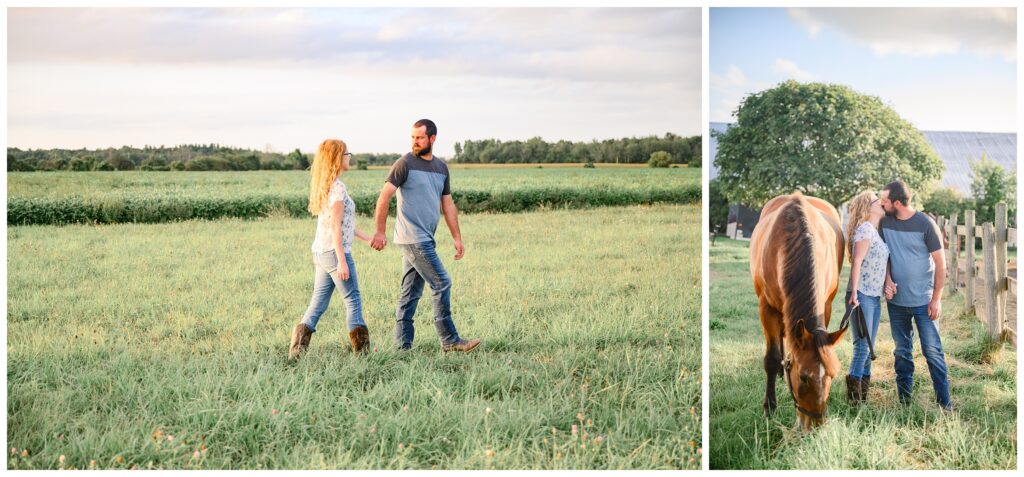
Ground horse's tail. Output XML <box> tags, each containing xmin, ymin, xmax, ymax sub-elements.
<box><xmin>778</xmin><ymin>196</ymin><xmax>822</xmax><ymax>343</ymax></box>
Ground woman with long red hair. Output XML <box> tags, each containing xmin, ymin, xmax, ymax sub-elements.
<box><xmin>289</xmin><ymin>139</ymin><xmax>373</xmax><ymax>360</ymax></box>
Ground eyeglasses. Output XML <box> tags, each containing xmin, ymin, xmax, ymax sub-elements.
<box><xmin>343</xmin><ymin>153</ymin><xmax>352</xmax><ymax>157</ymax></box>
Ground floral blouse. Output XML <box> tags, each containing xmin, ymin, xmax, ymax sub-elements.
<box><xmin>311</xmin><ymin>179</ymin><xmax>355</xmax><ymax>254</ymax></box>
<box><xmin>851</xmin><ymin>221</ymin><xmax>889</xmax><ymax>297</ymax></box>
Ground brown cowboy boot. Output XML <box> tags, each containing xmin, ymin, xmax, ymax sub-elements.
<box><xmin>289</xmin><ymin>323</ymin><xmax>313</xmax><ymax>361</ymax></box>
<box><xmin>348</xmin><ymin>326</ymin><xmax>370</xmax><ymax>353</ymax></box>
<box><xmin>845</xmin><ymin>375</ymin><xmax>862</xmax><ymax>404</ymax></box>
<box><xmin>442</xmin><ymin>338</ymin><xmax>481</xmax><ymax>353</ymax></box>
<box><xmin>860</xmin><ymin>376</ymin><xmax>871</xmax><ymax>403</ymax></box>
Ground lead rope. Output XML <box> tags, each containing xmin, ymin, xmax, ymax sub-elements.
<box><xmin>784</xmin><ymin>304</ymin><xmax>859</xmax><ymax>419</ymax></box>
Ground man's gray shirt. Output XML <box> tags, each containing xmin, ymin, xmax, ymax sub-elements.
<box><xmin>386</xmin><ymin>153</ymin><xmax>451</xmax><ymax>245</ymax></box>
<box><xmin>880</xmin><ymin>211</ymin><xmax>943</xmax><ymax>307</ymax></box>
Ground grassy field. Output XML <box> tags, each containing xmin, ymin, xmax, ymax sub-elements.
<box><xmin>7</xmin><ymin>204</ymin><xmax>700</xmax><ymax>470</ymax></box>
<box><xmin>7</xmin><ymin>168</ymin><xmax>698</xmax><ymax>201</ymax></box>
<box><xmin>709</xmin><ymin>238</ymin><xmax>1016</xmax><ymax>469</ymax></box>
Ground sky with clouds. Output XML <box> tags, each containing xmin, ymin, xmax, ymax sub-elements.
<box><xmin>710</xmin><ymin>7</ymin><xmax>1017</xmax><ymax>133</ymax></box>
<box><xmin>7</xmin><ymin>7</ymin><xmax>701</xmax><ymax>155</ymax></box>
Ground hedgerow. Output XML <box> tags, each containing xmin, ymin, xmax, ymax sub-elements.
<box><xmin>8</xmin><ymin>186</ymin><xmax>700</xmax><ymax>226</ymax></box>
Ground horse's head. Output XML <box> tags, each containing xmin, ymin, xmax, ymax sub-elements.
<box><xmin>786</xmin><ymin>318</ymin><xmax>848</xmax><ymax>431</ymax></box>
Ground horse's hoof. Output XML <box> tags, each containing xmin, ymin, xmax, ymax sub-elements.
<box><xmin>763</xmin><ymin>402</ymin><xmax>777</xmax><ymax>416</ymax></box>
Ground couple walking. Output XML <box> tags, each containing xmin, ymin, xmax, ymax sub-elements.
<box><xmin>844</xmin><ymin>180</ymin><xmax>952</xmax><ymax>411</ymax></box>
<box><xmin>288</xmin><ymin>119</ymin><xmax>481</xmax><ymax>360</ymax></box>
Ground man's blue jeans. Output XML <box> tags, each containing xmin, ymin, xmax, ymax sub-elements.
<box><xmin>848</xmin><ymin>291</ymin><xmax>881</xmax><ymax>379</ymax></box>
<box><xmin>300</xmin><ymin>250</ymin><xmax>366</xmax><ymax>332</ymax></box>
<box><xmin>887</xmin><ymin>302</ymin><xmax>951</xmax><ymax>409</ymax></box>
<box><xmin>394</xmin><ymin>240</ymin><xmax>461</xmax><ymax>349</ymax></box>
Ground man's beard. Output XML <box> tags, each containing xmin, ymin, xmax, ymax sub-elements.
<box><xmin>413</xmin><ymin>144</ymin><xmax>432</xmax><ymax>157</ymax></box>
<box><xmin>884</xmin><ymin>208</ymin><xmax>896</xmax><ymax>217</ymax></box>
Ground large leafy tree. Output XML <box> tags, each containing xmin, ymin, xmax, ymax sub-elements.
<box><xmin>714</xmin><ymin>80</ymin><xmax>944</xmax><ymax>208</ymax></box>
<box><xmin>970</xmin><ymin>153</ymin><xmax>1016</xmax><ymax>225</ymax></box>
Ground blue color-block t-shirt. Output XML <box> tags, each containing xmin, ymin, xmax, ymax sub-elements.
<box><xmin>385</xmin><ymin>153</ymin><xmax>451</xmax><ymax>245</ymax></box>
<box><xmin>880</xmin><ymin>211</ymin><xmax>943</xmax><ymax>307</ymax></box>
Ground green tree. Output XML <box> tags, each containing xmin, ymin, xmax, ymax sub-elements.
<box><xmin>8</xmin><ymin>158</ymin><xmax>34</xmax><ymax>171</ymax></box>
<box><xmin>235</xmin><ymin>154</ymin><xmax>260</xmax><ymax>171</ymax></box>
<box><xmin>286</xmin><ymin>149</ymin><xmax>309</xmax><ymax>170</ymax></box>
<box><xmin>140</xmin><ymin>157</ymin><xmax>170</xmax><ymax>171</ymax></box>
<box><xmin>105</xmin><ymin>153</ymin><xmax>136</xmax><ymax>171</ymax></box>
<box><xmin>921</xmin><ymin>186</ymin><xmax>964</xmax><ymax>220</ymax></box>
<box><xmin>714</xmin><ymin>80</ymin><xmax>944</xmax><ymax>207</ymax></box>
<box><xmin>708</xmin><ymin>179</ymin><xmax>729</xmax><ymax>233</ymax></box>
<box><xmin>648</xmin><ymin>151</ymin><xmax>673</xmax><ymax>168</ymax></box>
<box><xmin>970</xmin><ymin>153</ymin><xmax>1016</xmax><ymax>225</ymax></box>
<box><xmin>259</xmin><ymin>156</ymin><xmax>285</xmax><ymax>170</ymax></box>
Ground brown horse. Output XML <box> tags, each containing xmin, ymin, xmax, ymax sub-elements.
<box><xmin>750</xmin><ymin>192</ymin><xmax>848</xmax><ymax>431</ymax></box>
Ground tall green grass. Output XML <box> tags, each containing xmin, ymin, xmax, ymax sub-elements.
<box><xmin>7</xmin><ymin>169</ymin><xmax>699</xmax><ymax>225</ymax></box>
<box><xmin>709</xmin><ymin>238</ymin><xmax>1016</xmax><ymax>469</ymax></box>
<box><xmin>7</xmin><ymin>205</ymin><xmax>700</xmax><ymax>469</ymax></box>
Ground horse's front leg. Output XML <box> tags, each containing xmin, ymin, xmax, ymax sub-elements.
<box><xmin>760</xmin><ymin>300</ymin><xmax>784</xmax><ymax>415</ymax></box>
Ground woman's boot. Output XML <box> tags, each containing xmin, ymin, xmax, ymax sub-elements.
<box><xmin>845</xmin><ymin>375</ymin><xmax>862</xmax><ymax>404</ymax></box>
<box><xmin>860</xmin><ymin>376</ymin><xmax>871</xmax><ymax>404</ymax></box>
<box><xmin>289</xmin><ymin>323</ymin><xmax>313</xmax><ymax>361</ymax></box>
<box><xmin>349</xmin><ymin>326</ymin><xmax>370</xmax><ymax>353</ymax></box>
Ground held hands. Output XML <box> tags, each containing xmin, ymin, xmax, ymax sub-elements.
<box><xmin>370</xmin><ymin>232</ymin><xmax>387</xmax><ymax>251</ymax></box>
<box><xmin>454</xmin><ymin>239</ymin><xmax>465</xmax><ymax>261</ymax></box>
<box><xmin>884</xmin><ymin>280</ymin><xmax>897</xmax><ymax>300</ymax></box>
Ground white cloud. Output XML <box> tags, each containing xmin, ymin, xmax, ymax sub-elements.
<box><xmin>6</xmin><ymin>8</ymin><xmax>702</xmax><ymax>151</ymax></box>
<box><xmin>788</xmin><ymin>7</ymin><xmax>1016</xmax><ymax>62</ymax></box>
<box><xmin>710</xmin><ymin>65</ymin><xmax>766</xmax><ymax>122</ymax></box>
<box><xmin>8</xmin><ymin>8</ymin><xmax>700</xmax><ymax>85</ymax></box>
<box><xmin>772</xmin><ymin>58</ymin><xmax>815</xmax><ymax>82</ymax></box>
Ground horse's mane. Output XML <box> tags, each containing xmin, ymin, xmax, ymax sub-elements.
<box><xmin>779</xmin><ymin>195</ymin><xmax>830</xmax><ymax>350</ymax></box>
<box><xmin>778</xmin><ymin>194</ymin><xmax>842</xmax><ymax>377</ymax></box>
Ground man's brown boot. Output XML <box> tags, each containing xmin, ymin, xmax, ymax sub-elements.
<box><xmin>289</xmin><ymin>323</ymin><xmax>313</xmax><ymax>361</ymax></box>
<box><xmin>349</xmin><ymin>326</ymin><xmax>370</xmax><ymax>353</ymax></box>
<box><xmin>442</xmin><ymin>338</ymin><xmax>481</xmax><ymax>353</ymax></box>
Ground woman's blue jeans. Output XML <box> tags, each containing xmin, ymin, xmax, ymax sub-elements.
<box><xmin>300</xmin><ymin>250</ymin><xmax>366</xmax><ymax>332</ymax></box>
<box><xmin>847</xmin><ymin>291</ymin><xmax>881</xmax><ymax>378</ymax></box>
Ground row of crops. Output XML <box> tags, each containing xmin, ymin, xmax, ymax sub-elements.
<box><xmin>7</xmin><ymin>169</ymin><xmax>700</xmax><ymax>225</ymax></box>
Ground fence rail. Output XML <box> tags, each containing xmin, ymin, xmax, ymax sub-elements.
<box><xmin>937</xmin><ymin>202</ymin><xmax>1016</xmax><ymax>345</ymax></box>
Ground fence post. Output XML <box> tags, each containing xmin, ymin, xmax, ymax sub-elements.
<box><xmin>982</xmin><ymin>223</ymin><xmax>1001</xmax><ymax>340</ymax></box>
<box><xmin>964</xmin><ymin>210</ymin><xmax>976</xmax><ymax>314</ymax></box>
<box><xmin>995</xmin><ymin>202</ymin><xmax>1007</xmax><ymax>336</ymax></box>
<box><xmin>947</xmin><ymin>213</ymin><xmax>958</xmax><ymax>295</ymax></box>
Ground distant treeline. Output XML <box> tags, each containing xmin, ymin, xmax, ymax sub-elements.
<box><xmin>6</xmin><ymin>144</ymin><xmax>399</xmax><ymax>172</ymax></box>
<box><xmin>453</xmin><ymin>134</ymin><xmax>701</xmax><ymax>164</ymax></box>
<box><xmin>8</xmin><ymin>133</ymin><xmax>700</xmax><ymax>171</ymax></box>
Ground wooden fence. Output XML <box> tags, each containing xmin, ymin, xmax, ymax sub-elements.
<box><xmin>936</xmin><ymin>202</ymin><xmax>1016</xmax><ymax>344</ymax></box>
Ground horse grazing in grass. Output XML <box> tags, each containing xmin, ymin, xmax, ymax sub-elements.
<box><xmin>750</xmin><ymin>192</ymin><xmax>848</xmax><ymax>431</ymax></box>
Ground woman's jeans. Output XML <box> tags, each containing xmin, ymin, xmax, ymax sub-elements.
<box><xmin>847</xmin><ymin>290</ymin><xmax>881</xmax><ymax>378</ymax></box>
<box><xmin>887</xmin><ymin>302</ymin><xmax>951</xmax><ymax>409</ymax></box>
<box><xmin>394</xmin><ymin>240</ymin><xmax>461</xmax><ymax>349</ymax></box>
<box><xmin>300</xmin><ymin>250</ymin><xmax>366</xmax><ymax>332</ymax></box>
